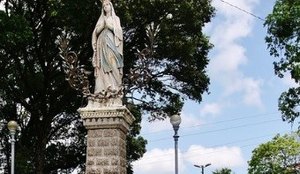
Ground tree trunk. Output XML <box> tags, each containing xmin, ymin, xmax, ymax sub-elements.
<box><xmin>35</xmin><ymin>120</ymin><xmax>50</xmax><ymax>174</ymax></box>
<box><xmin>36</xmin><ymin>145</ymin><xmax>45</xmax><ymax>174</ymax></box>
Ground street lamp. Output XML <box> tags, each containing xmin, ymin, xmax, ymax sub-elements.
<box><xmin>194</xmin><ymin>163</ymin><xmax>211</xmax><ymax>174</ymax></box>
<box><xmin>7</xmin><ymin>121</ymin><xmax>18</xmax><ymax>174</ymax></box>
<box><xmin>170</xmin><ymin>114</ymin><xmax>181</xmax><ymax>174</ymax></box>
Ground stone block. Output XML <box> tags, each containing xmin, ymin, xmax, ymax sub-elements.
<box><xmin>98</xmin><ymin>139</ymin><xmax>110</xmax><ymax>147</ymax></box>
<box><xmin>78</xmin><ymin>106</ymin><xmax>135</xmax><ymax>174</ymax></box>
<box><xmin>87</xmin><ymin>148</ymin><xmax>95</xmax><ymax>156</ymax></box>
<box><xmin>120</xmin><ymin>132</ymin><xmax>126</xmax><ymax>140</ymax></box>
<box><xmin>95</xmin><ymin>148</ymin><xmax>103</xmax><ymax>156</ymax></box>
<box><xmin>120</xmin><ymin>149</ymin><xmax>126</xmax><ymax>158</ymax></box>
<box><xmin>86</xmin><ymin>168</ymin><xmax>103</xmax><ymax>174</ymax></box>
<box><xmin>109</xmin><ymin>138</ymin><xmax>119</xmax><ymax>146</ymax></box>
<box><xmin>89</xmin><ymin>130</ymin><xmax>102</xmax><ymax>138</ymax></box>
<box><xmin>104</xmin><ymin>148</ymin><xmax>119</xmax><ymax>156</ymax></box>
<box><xmin>111</xmin><ymin>158</ymin><xmax>119</xmax><ymax>166</ymax></box>
<box><xmin>120</xmin><ymin>159</ymin><xmax>126</xmax><ymax>167</ymax></box>
<box><xmin>87</xmin><ymin>159</ymin><xmax>95</xmax><ymax>166</ymax></box>
<box><xmin>103</xmin><ymin>129</ymin><xmax>117</xmax><ymax>137</ymax></box>
<box><xmin>103</xmin><ymin>167</ymin><xmax>119</xmax><ymax>174</ymax></box>
<box><xmin>96</xmin><ymin>158</ymin><xmax>109</xmax><ymax>166</ymax></box>
<box><xmin>88</xmin><ymin>139</ymin><xmax>96</xmax><ymax>147</ymax></box>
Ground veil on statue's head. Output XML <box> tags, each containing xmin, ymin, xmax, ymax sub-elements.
<box><xmin>100</xmin><ymin>0</ymin><xmax>117</xmax><ymax>17</ymax></box>
<box><xmin>94</xmin><ymin>0</ymin><xmax>123</xmax><ymax>53</ymax></box>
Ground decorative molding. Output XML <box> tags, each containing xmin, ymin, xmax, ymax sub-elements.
<box><xmin>78</xmin><ymin>106</ymin><xmax>135</xmax><ymax>133</ymax></box>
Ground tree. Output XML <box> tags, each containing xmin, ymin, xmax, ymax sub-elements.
<box><xmin>0</xmin><ymin>0</ymin><xmax>215</xmax><ymax>173</ymax></box>
<box><xmin>248</xmin><ymin>133</ymin><xmax>300</xmax><ymax>174</ymax></box>
<box><xmin>0</xmin><ymin>1</ymin><xmax>145</xmax><ymax>173</ymax></box>
<box><xmin>212</xmin><ymin>168</ymin><xmax>234</xmax><ymax>174</ymax></box>
<box><xmin>264</xmin><ymin>0</ymin><xmax>300</xmax><ymax>128</ymax></box>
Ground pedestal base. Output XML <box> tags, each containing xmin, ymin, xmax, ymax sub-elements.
<box><xmin>78</xmin><ymin>106</ymin><xmax>135</xmax><ymax>174</ymax></box>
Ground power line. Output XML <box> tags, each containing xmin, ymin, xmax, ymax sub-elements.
<box><xmin>134</xmin><ymin>131</ymin><xmax>290</xmax><ymax>166</ymax></box>
<box><xmin>141</xmin><ymin>111</ymin><xmax>280</xmax><ymax>136</ymax></box>
<box><xmin>148</xmin><ymin>118</ymin><xmax>282</xmax><ymax>142</ymax></box>
<box><xmin>180</xmin><ymin>119</ymin><xmax>281</xmax><ymax>138</ymax></box>
<box><xmin>185</xmin><ymin>112</ymin><xmax>279</xmax><ymax>129</ymax></box>
<box><xmin>218</xmin><ymin>0</ymin><xmax>266</xmax><ymax>21</ymax></box>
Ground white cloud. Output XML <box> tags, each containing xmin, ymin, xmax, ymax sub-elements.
<box><xmin>133</xmin><ymin>145</ymin><xmax>246</xmax><ymax>173</ymax></box>
<box><xmin>281</xmin><ymin>73</ymin><xmax>298</xmax><ymax>88</ymax></box>
<box><xmin>210</xmin><ymin>44</ymin><xmax>247</xmax><ymax>73</ymax></box>
<box><xmin>133</xmin><ymin>148</ymin><xmax>185</xmax><ymax>174</ymax></box>
<box><xmin>184</xmin><ymin>145</ymin><xmax>246</xmax><ymax>168</ymax></box>
<box><xmin>180</xmin><ymin>112</ymin><xmax>204</xmax><ymax>128</ymax></box>
<box><xmin>141</xmin><ymin>119</ymin><xmax>170</xmax><ymax>133</ymax></box>
<box><xmin>141</xmin><ymin>112</ymin><xmax>203</xmax><ymax>133</ymax></box>
<box><xmin>211</xmin><ymin>0</ymin><xmax>258</xmax><ymax>45</ymax></box>
<box><xmin>200</xmin><ymin>102</ymin><xmax>223</xmax><ymax>117</ymax></box>
<box><xmin>206</xmin><ymin>0</ymin><xmax>264</xmax><ymax>109</ymax></box>
<box><xmin>221</xmin><ymin>76</ymin><xmax>263</xmax><ymax>108</ymax></box>
<box><xmin>243</xmin><ymin>78</ymin><xmax>263</xmax><ymax>107</ymax></box>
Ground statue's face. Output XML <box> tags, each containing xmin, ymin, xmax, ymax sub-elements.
<box><xmin>103</xmin><ymin>2</ymin><xmax>111</xmax><ymax>14</ymax></box>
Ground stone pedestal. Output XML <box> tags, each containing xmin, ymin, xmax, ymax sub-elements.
<box><xmin>78</xmin><ymin>106</ymin><xmax>135</xmax><ymax>174</ymax></box>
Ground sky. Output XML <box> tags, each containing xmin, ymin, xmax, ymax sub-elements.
<box><xmin>0</xmin><ymin>0</ymin><xmax>297</xmax><ymax>174</ymax></box>
<box><xmin>132</xmin><ymin>0</ymin><xmax>297</xmax><ymax>174</ymax></box>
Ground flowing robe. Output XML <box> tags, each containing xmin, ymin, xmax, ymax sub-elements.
<box><xmin>92</xmin><ymin>8</ymin><xmax>123</xmax><ymax>95</ymax></box>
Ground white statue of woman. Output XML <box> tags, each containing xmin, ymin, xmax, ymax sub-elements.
<box><xmin>92</xmin><ymin>0</ymin><xmax>123</xmax><ymax>96</ymax></box>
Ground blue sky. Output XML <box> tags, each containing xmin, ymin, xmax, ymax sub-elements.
<box><xmin>132</xmin><ymin>0</ymin><xmax>297</xmax><ymax>173</ymax></box>
<box><xmin>0</xmin><ymin>0</ymin><xmax>296</xmax><ymax>174</ymax></box>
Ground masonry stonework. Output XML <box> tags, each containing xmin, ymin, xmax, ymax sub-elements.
<box><xmin>78</xmin><ymin>106</ymin><xmax>134</xmax><ymax>174</ymax></box>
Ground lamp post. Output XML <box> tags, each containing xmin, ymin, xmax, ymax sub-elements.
<box><xmin>170</xmin><ymin>114</ymin><xmax>181</xmax><ymax>174</ymax></box>
<box><xmin>194</xmin><ymin>163</ymin><xmax>211</xmax><ymax>174</ymax></box>
<box><xmin>7</xmin><ymin>121</ymin><xmax>18</xmax><ymax>174</ymax></box>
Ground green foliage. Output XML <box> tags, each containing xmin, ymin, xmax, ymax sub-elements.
<box><xmin>278</xmin><ymin>87</ymin><xmax>300</xmax><ymax>124</ymax></box>
<box><xmin>264</xmin><ymin>0</ymin><xmax>300</xmax><ymax>127</ymax></box>
<box><xmin>212</xmin><ymin>168</ymin><xmax>234</xmax><ymax>174</ymax></box>
<box><xmin>248</xmin><ymin>133</ymin><xmax>300</xmax><ymax>174</ymax></box>
<box><xmin>115</xmin><ymin>0</ymin><xmax>214</xmax><ymax>119</ymax></box>
<box><xmin>0</xmin><ymin>0</ymin><xmax>214</xmax><ymax>173</ymax></box>
<box><xmin>126</xmin><ymin>104</ymin><xmax>147</xmax><ymax>173</ymax></box>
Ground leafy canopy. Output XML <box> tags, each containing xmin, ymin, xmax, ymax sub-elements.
<box><xmin>212</xmin><ymin>168</ymin><xmax>234</xmax><ymax>174</ymax></box>
<box><xmin>248</xmin><ymin>133</ymin><xmax>300</xmax><ymax>174</ymax></box>
<box><xmin>0</xmin><ymin>0</ymin><xmax>215</xmax><ymax>173</ymax></box>
<box><xmin>264</xmin><ymin>0</ymin><xmax>300</xmax><ymax>127</ymax></box>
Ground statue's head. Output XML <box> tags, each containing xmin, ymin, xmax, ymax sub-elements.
<box><xmin>102</xmin><ymin>0</ymin><xmax>112</xmax><ymax>14</ymax></box>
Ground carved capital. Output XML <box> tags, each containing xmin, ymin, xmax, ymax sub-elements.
<box><xmin>78</xmin><ymin>106</ymin><xmax>135</xmax><ymax>133</ymax></box>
